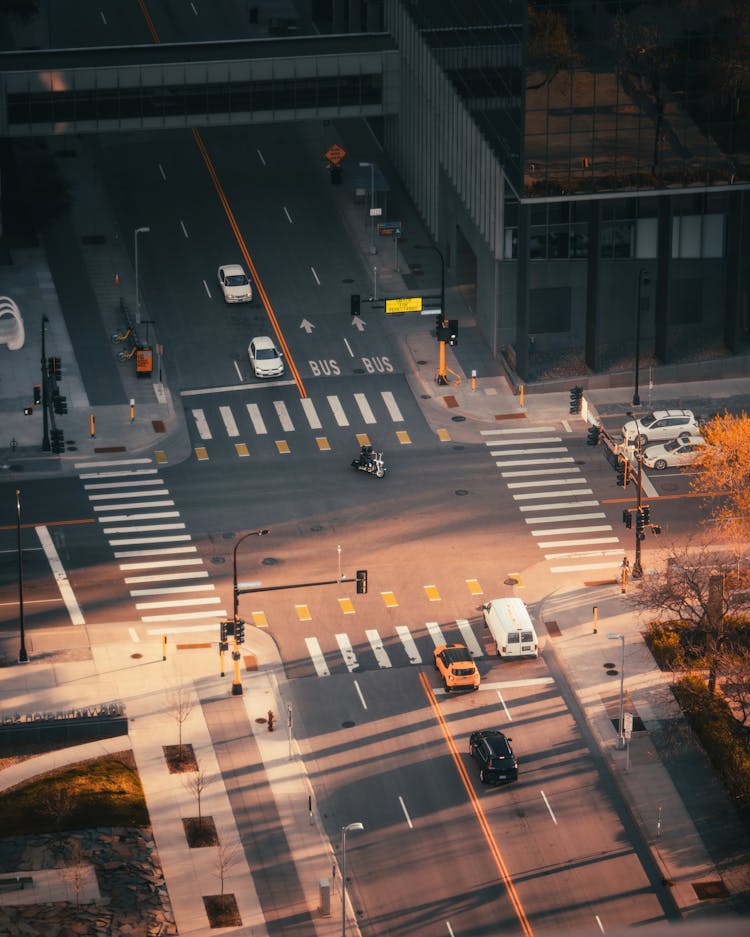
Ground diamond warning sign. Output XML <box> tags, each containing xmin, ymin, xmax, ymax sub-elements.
<box><xmin>325</xmin><ymin>144</ymin><xmax>346</xmax><ymax>166</ymax></box>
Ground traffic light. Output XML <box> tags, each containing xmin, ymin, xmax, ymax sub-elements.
<box><xmin>569</xmin><ymin>386</ymin><xmax>583</xmax><ymax>414</ymax></box>
<box><xmin>641</xmin><ymin>505</ymin><xmax>650</xmax><ymax>525</ymax></box>
<box><xmin>616</xmin><ymin>457</ymin><xmax>629</xmax><ymax>487</ymax></box>
<box><xmin>652</xmin><ymin>524</ymin><xmax>662</xmax><ymax>535</ymax></box>
<box><xmin>356</xmin><ymin>569</ymin><xmax>368</xmax><ymax>595</ymax></box>
<box><xmin>587</xmin><ymin>424</ymin><xmax>601</xmax><ymax>446</ymax></box>
<box><xmin>220</xmin><ymin>619</ymin><xmax>234</xmax><ymax>641</ymax></box>
<box><xmin>235</xmin><ymin>620</ymin><xmax>245</xmax><ymax>644</ymax></box>
<box><xmin>635</xmin><ymin>507</ymin><xmax>645</xmax><ymax>534</ymax></box>
<box><xmin>50</xmin><ymin>428</ymin><xmax>65</xmax><ymax>453</ymax></box>
<box><xmin>47</xmin><ymin>356</ymin><xmax>61</xmax><ymax>381</ymax></box>
<box><xmin>447</xmin><ymin>319</ymin><xmax>459</xmax><ymax>346</ymax></box>
<box><xmin>350</xmin><ymin>293</ymin><xmax>360</xmax><ymax>316</ymax></box>
<box><xmin>33</xmin><ymin>384</ymin><xmax>41</xmax><ymax>405</ymax></box>
<box><xmin>622</xmin><ymin>509</ymin><xmax>632</xmax><ymax>529</ymax></box>
<box><xmin>53</xmin><ymin>392</ymin><xmax>68</xmax><ymax>415</ymax></box>
<box><xmin>435</xmin><ymin>315</ymin><xmax>449</xmax><ymax>342</ymax></box>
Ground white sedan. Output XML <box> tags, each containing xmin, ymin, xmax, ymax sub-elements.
<box><xmin>642</xmin><ymin>434</ymin><xmax>706</xmax><ymax>471</ymax></box>
<box><xmin>248</xmin><ymin>336</ymin><xmax>284</xmax><ymax>379</ymax></box>
<box><xmin>217</xmin><ymin>264</ymin><xmax>253</xmax><ymax>303</ymax></box>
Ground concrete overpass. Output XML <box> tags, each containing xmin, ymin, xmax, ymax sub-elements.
<box><xmin>0</xmin><ymin>34</ymin><xmax>399</xmax><ymax>136</ymax></box>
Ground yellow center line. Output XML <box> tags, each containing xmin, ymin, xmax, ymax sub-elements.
<box><xmin>419</xmin><ymin>673</ymin><xmax>534</xmax><ymax>937</ymax></box>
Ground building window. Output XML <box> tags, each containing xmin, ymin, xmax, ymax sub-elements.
<box><xmin>601</xmin><ymin>221</ymin><xmax>634</xmax><ymax>258</ymax></box>
<box><xmin>672</xmin><ymin>214</ymin><xmax>725</xmax><ymax>258</ymax></box>
<box><xmin>528</xmin><ymin>203</ymin><xmax>589</xmax><ymax>259</ymax></box>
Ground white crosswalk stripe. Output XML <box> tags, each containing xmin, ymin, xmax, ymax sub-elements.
<box><xmin>305</xmin><ymin>637</ymin><xmax>330</xmax><ymax>677</ymax></box>
<box><xmin>274</xmin><ymin>400</ymin><xmax>295</xmax><ymax>432</ymax></box>
<box><xmin>191</xmin><ymin>409</ymin><xmax>212</xmax><ymax>440</ymax></box>
<box><xmin>381</xmin><ymin>391</ymin><xmax>403</xmax><ymax>422</ymax></box>
<box><xmin>246</xmin><ymin>402</ymin><xmax>267</xmax><ymax>434</ymax></box>
<box><xmin>219</xmin><ymin>405</ymin><xmax>240</xmax><ymax>437</ymax></box>
<box><xmin>395</xmin><ymin>626</ymin><xmax>421</xmax><ymax>664</ymax></box>
<box><xmin>486</xmin><ymin>425</ymin><xmax>624</xmax><ymax>573</ymax></box>
<box><xmin>301</xmin><ymin>398</ymin><xmax>322</xmax><ymax>429</ymax></box>
<box><xmin>327</xmin><ymin>395</ymin><xmax>349</xmax><ymax>426</ymax></box>
<box><xmin>335</xmin><ymin>634</ymin><xmax>358</xmax><ymax>672</ymax></box>
<box><xmin>354</xmin><ymin>393</ymin><xmax>377</xmax><ymax>424</ymax></box>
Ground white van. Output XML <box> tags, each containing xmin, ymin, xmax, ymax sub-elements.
<box><xmin>482</xmin><ymin>598</ymin><xmax>539</xmax><ymax>658</ymax></box>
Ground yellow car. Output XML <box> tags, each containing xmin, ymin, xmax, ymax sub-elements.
<box><xmin>433</xmin><ymin>643</ymin><xmax>480</xmax><ymax>693</ymax></box>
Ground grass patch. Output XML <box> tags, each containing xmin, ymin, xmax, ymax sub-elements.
<box><xmin>0</xmin><ymin>755</ymin><xmax>149</xmax><ymax>835</ymax></box>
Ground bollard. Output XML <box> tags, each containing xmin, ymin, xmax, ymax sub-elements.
<box><xmin>593</xmin><ymin>605</ymin><xmax>598</xmax><ymax>634</ymax></box>
<box><xmin>471</xmin><ymin>369</ymin><xmax>477</xmax><ymax>391</ymax></box>
<box><xmin>267</xmin><ymin>709</ymin><xmax>275</xmax><ymax>732</ymax></box>
<box><xmin>129</xmin><ymin>398</ymin><xmax>135</xmax><ymax>422</ymax></box>
<box><xmin>89</xmin><ymin>414</ymin><xmax>95</xmax><ymax>438</ymax></box>
<box><xmin>162</xmin><ymin>634</ymin><xmax>167</xmax><ymax>661</ymax></box>
<box><xmin>319</xmin><ymin>878</ymin><xmax>331</xmax><ymax>916</ymax></box>
<box><xmin>519</xmin><ymin>384</ymin><xmax>525</xmax><ymax>408</ymax></box>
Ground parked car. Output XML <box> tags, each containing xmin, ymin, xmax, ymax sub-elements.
<box><xmin>469</xmin><ymin>729</ymin><xmax>518</xmax><ymax>784</ymax></box>
<box><xmin>622</xmin><ymin>409</ymin><xmax>699</xmax><ymax>445</ymax></box>
<box><xmin>248</xmin><ymin>336</ymin><xmax>284</xmax><ymax>378</ymax></box>
<box><xmin>218</xmin><ymin>264</ymin><xmax>253</xmax><ymax>303</ymax></box>
<box><xmin>642</xmin><ymin>434</ymin><xmax>706</xmax><ymax>471</ymax></box>
<box><xmin>433</xmin><ymin>643</ymin><xmax>480</xmax><ymax>693</ymax></box>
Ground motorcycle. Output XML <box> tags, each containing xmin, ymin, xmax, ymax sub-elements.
<box><xmin>351</xmin><ymin>445</ymin><xmax>386</xmax><ymax>478</ymax></box>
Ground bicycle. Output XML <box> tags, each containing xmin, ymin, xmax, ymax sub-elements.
<box><xmin>117</xmin><ymin>344</ymin><xmax>139</xmax><ymax>362</ymax></box>
<box><xmin>111</xmin><ymin>326</ymin><xmax>134</xmax><ymax>344</ymax></box>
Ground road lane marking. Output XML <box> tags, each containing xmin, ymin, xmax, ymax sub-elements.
<box><xmin>301</xmin><ymin>398</ymin><xmax>321</xmax><ymax>429</ymax></box>
<box><xmin>180</xmin><ymin>219</ymin><xmax>189</xmax><ymax>238</ymax></box>
<box><xmin>354</xmin><ymin>393</ymin><xmax>376</xmax><ymax>424</ymax></box>
<box><xmin>540</xmin><ymin>790</ymin><xmax>558</xmax><ymax>825</ymax></box>
<box><xmin>395</xmin><ymin>626</ymin><xmax>421</xmax><ymax>664</ymax></box>
<box><xmin>338</xmin><ymin>598</ymin><xmax>355</xmax><ymax>614</ymax></box>
<box><xmin>251</xmin><ymin>611</ymin><xmax>268</xmax><ymax>627</ymax></box>
<box><xmin>466</xmin><ymin>579</ymin><xmax>483</xmax><ymax>595</ymax></box>
<box><xmin>366</xmin><ymin>630</ymin><xmax>391</xmax><ymax>668</ymax></box>
<box><xmin>424</xmin><ymin>584</ymin><xmax>440</xmax><ymax>602</ymax></box>
<box><xmin>354</xmin><ymin>679</ymin><xmax>367</xmax><ymax>709</ymax></box>
<box><xmin>513</xmin><ymin>488</ymin><xmax>592</xmax><ymax>500</ymax></box>
<box><xmin>103</xmin><ymin>523</ymin><xmax>186</xmax><ymax>535</ymax></box>
<box><xmin>129</xmin><ymin>584</ymin><xmax>217</xmax><ymax>597</ymax></box>
<box><xmin>182</xmin><ymin>379</ymin><xmax>297</xmax><ymax>397</ymax></box>
<box><xmin>154</xmin><ymin>451</ymin><xmax>168</xmax><ymax>464</ymax></box>
<box><xmin>426</xmin><ymin>621</ymin><xmax>446</xmax><ymax>646</ymax></box>
<box><xmin>481</xmin><ymin>426</ymin><xmax>556</xmax><ymax>435</ymax></box>
<box><xmin>35</xmin><ymin>526</ymin><xmax>85</xmax><ymax>625</ymax></box>
<box><xmin>316</xmin><ymin>437</ymin><xmax>331</xmax><ymax>451</ymax></box>
<box><xmin>437</xmin><ymin>428</ymin><xmax>451</xmax><ymax>441</ymax></box>
<box><xmin>531</xmin><ymin>525</ymin><xmax>613</xmax><ymax>537</ymax></box>
<box><xmin>525</xmin><ymin>513</ymin><xmax>606</xmax><ymax>524</ymax></box>
<box><xmin>236</xmin><ymin>443</ymin><xmax>249</xmax><ymax>457</ymax></box>
<box><xmin>129</xmin><ymin>627</ymin><xmax>140</xmax><ymax>643</ymax></box>
<box><xmin>336</xmin><ymin>634</ymin><xmax>358</xmax><ymax>671</ymax></box>
<box><xmin>398</xmin><ymin>795</ymin><xmax>414</xmax><ymax>829</ymax></box>
<box><xmin>305</xmin><ymin>637</ymin><xmax>329</xmax><ymax>676</ymax></box>
<box><xmin>381</xmin><ymin>391</ymin><xmax>403</xmax><ymax>421</ymax></box>
<box><xmin>274</xmin><ymin>401</ymin><xmax>294</xmax><ymax>432</ymax></box>
<box><xmin>381</xmin><ymin>591</ymin><xmax>398</xmax><ymax>608</ymax></box>
<box><xmin>497</xmin><ymin>690</ymin><xmax>512</xmax><ymax>721</ymax></box>
<box><xmin>124</xmin><ymin>571</ymin><xmax>209</xmax><ymax>584</ymax></box>
<box><xmin>191</xmin><ymin>409</ymin><xmax>212</xmax><ymax>440</ymax></box>
<box><xmin>79</xmin><ymin>469</ymin><xmax>158</xmax><ymax>480</ymax></box>
<box><xmin>220</xmin><ymin>405</ymin><xmax>240</xmax><ymax>437</ymax></box>
<box><xmin>355</xmin><ymin>433</ymin><xmax>371</xmax><ymax>447</ymax></box>
<box><xmin>296</xmin><ymin>604</ymin><xmax>312</xmax><ymax>621</ymax></box>
<box><xmin>135</xmin><ymin>597</ymin><xmax>221</xmax><ymax>610</ymax></box>
<box><xmin>456</xmin><ymin>619</ymin><xmax>483</xmax><ymax>657</ymax></box>
<box><xmin>195</xmin><ymin>447</ymin><xmax>209</xmax><ymax>461</ymax></box>
<box><xmin>327</xmin><ymin>395</ymin><xmax>349</xmax><ymax>426</ymax></box>
<box><xmin>419</xmin><ymin>673</ymin><xmax>534</xmax><ymax>937</ymax></box>
<box><xmin>282</xmin><ymin>205</ymin><xmax>292</xmax><ymax>223</ymax></box>
<box><xmin>276</xmin><ymin>440</ymin><xmax>290</xmax><ymax>454</ymax></box>
<box><xmin>246</xmin><ymin>403</ymin><xmax>267</xmax><ymax>434</ymax></box>
<box><xmin>396</xmin><ymin>430</ymin><xmax>411</xmax><ymax>444</ymax></box>
<box><xmin>310</xmin><ymin>265</ymin><xmax>320</xmax><ymax>285</ymax></box>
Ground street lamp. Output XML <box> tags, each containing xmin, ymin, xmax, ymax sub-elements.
<box><xmin>341</xmin><ymin>821</ymin><xmax>364</xmax><ymax>937</ymax></box>
<box><xmin>358</xmin><ymin>162</ymin><xmax>376</xmax><ymax>255</ymax></box>
<box><xmin>626</xmin><ymin>411</ymin><xmax>644</xmax><ymax>580</ymax></box>
<box><xmin>633</xmin><ymin>269</ymin><xmax>649</xmax><ymax>407</ymax></box>
<box><xmin>134</xmin><ymin>226</ymin><xmax>151</xmax><ymax>324</ymax></box>
<box><xmin>416</xmin><ymin>243</ymin><xmax>447</xmax><ymax>385</ymax></box>
<box><xmin>40</xmin><ymin>315</ymin><xmax>50</xmax><ymax>452</ymax></box>
<box><xmin>16</xmin><ymin>490</ymin><xmax>28</xmax><ymax>663</ymax></box>
<box><xmin>230</xmin><ymin>528</ymin><xmax>269</xmax><ymax>695</ymax></box>
<box><xmin>607</xmin><ymin>633</ymin><xmax>626</xmax><ymax>750</ymax></box>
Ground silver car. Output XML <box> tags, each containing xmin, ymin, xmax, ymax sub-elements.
<box><xmin>622</xmin><ymin>409</ymin><xmax>699</xmax><ymax>445</ymax></box>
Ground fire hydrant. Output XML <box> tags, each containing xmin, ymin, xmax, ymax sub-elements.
<box><xmin>267</xmin><ymin>710</ymin><xmax>275</xmax><ymax>732</ymax></box>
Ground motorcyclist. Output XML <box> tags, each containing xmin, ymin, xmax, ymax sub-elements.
<box><xmin>359</xmin><ymin>445</ymin><xmax>374</xmax><ymax>467</ymax></box>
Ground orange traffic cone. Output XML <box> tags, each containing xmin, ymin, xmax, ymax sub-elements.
<box><xmin>114</xmin><ymin>273</ymin><xmax>120</xmax><ymax>286</ymax></box>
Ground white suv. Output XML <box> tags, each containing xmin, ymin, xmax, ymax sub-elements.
<box><xmin>622</xmin><ymin>409</ymin><xmax>699</xmax><ymax>445</ymax></box>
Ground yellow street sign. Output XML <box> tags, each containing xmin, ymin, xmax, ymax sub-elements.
<box><xmin>385</xmin><ymin>297</ymin><xmax>423</xmax><ymax>314</ymax></box>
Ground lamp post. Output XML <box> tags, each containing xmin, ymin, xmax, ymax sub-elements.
<box><xmin>627</xmin><ymin>411</ymin><xmax>644</xmax><ymax>580</ymax></box>
<box><xmin>40</xmin><ymin>315</ymin><xmax>50</xmax><ymax>452</ymax></box>
<box><xmin>633</xmin><ymin>269</ymin><xmax>649</xmax><ymax>407</ymax></box>
<box><xmin>358</xmin><ymin>162</ymin><xmax>376</xmax><ymax>255</ymax></box>
<box><xmin>230</xmin><ymin>528</ymin><xmax>269</xmax><ymax>695</ymax></box>
<box><xmin>16</xmin><ymin>490</ymin><xmax>28</xmax><ymax>663</ymax></box>
<box><xmin>134</xmin><ymin>226</ymin><xmax>151</xmax><ymax>324</ymax></box>
<box><xmin>416</xmin><ymin>243</ymin><xmax>447</xmax><ymax>385</ymax></box>
<box><xmin>607</xmin><ymin>633</ymin><xmax>626</xmax><ymax>749</ymax></box>
<box><xmin>341</xmin><ymin>821</ymin><xmax>364</xmax><ymax>937</ymax></box>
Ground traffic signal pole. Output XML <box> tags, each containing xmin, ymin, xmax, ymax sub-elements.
<box><xmin>632</xmin><ymin>429</ymin><xmax>644</xmax><ymax>580</ymax></box>
<box><xmin>40</xmin><ymin>315</ymin><xmax>50</xmax><ymax>452</ymax></box>
<box><xmin>438</xmin><ymin>334</ymin><xmax>448</xmax><ymax>385</ymax></box>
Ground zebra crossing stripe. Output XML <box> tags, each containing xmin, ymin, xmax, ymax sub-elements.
<box><xmin>336</xmin><ymin>634</ymin><xmax>358</xmax><ymax>671</ymax></box>
<box><xmin>192</xmin><ymin>409</ymin><xmax>212</xmax><ymax>440</ymax></box>
<box><xmin>456</xmin><ymin>619</ymin><xmax>483</xmax><ymax>657</ymax></box>
<box><xmin>102</xmin><ymin>523</ymin><xmax>186</xmax><ymax>535</ymax></box>
<box><xmin>135</xmin><ymin>596</ymin><xmax>221</xmax><ymax>610</ymax></box>
<box><xmin>305</xmin><ymin>637</ymin><xmax>330</xmax><ymax>676</ymax></box>
<box><xmin>426</xmin><ymin>622</ymin><xmax>447</xmax><ymax>646</ymax></box>
<box><xmin>487</xmin><ymin>437</ymin><xmax>562</xmax><ymax>448</ymax></box>
<box><xmin>141</xmin><ymin>609</ymin><xmax>227</xmax><ymax>622</ymax></box>
<box><xmin>531</xmin><ymin>525</ymin><xmax>613</xmax><ymax>537</ymax></box>
<box><xmin>129</xmin><ymin>584</ymin><xmax>216</xmax><ymax>597</ymax></box>
<box><xmin>107</xmin><ymin>534</ymin><xmax>193</xmax><ymax>546</ymax></box>
<box><xmin>395</xmin><ymin>626</ymin><xmax>421</xmax><ymax>664</ymax></box>
<box><xmin>79</xmin><ymin>468</ymin><xmax>158</xmax><ymax>480</ymax></box>
<box><xmin>274</xmin><ymin>401</ymin><xmax>295</xmax><ymax>432</ymax></box>
<box><xmin>381</xmin><ymin>391</ymin><xmax>403</xmax><ymax>422</ymax></box>
<box><xmin>366</xmin><ymin>629</ymin><xmax>392</xmax><ymax>668</ymax></box>
<box><xmin>480</xmin><ymin>426</ymin><xmax>557</xmax><ymax>435</ymax></box>
<box><xmin>354</xmin><ymin>393</ymin><xmax>376</xmax><ymax>424</ymax></box>
<box><xmin>220</xmin><ymin>406</ymin><xmax>240</xmax><ymax>437</ymax></box>
<box><xmin>93</xmin><ymin>499</ymin><xmax>175</xmax><ymax>511</ymax></box>
<box><xmin>327</xmin><ymin>395</ymin><xmax>349</xmax><ymax>426</ymax></box>
<box><xmin>98</xmin><ymin>511</ymin><xmax>180</xmax><ymax>522</ymax></box>
<box><xmin>246</xmin><ymin>403</ymin><xmax>267</xmax><ymax>434</ymax></box>
<box><xmin>124</xmin><ymin>570</ymin><xmax>209</xmax><ymax>584</ymax></box>
<box><xmin>301</xmin><ymin>398</ymin><xmax>322</xmax><ymax>429</ymax></box>
<box><xmin>84</xmin><ymin>478</ymin><xmax>163</xmax><ymax>490</ymax></box>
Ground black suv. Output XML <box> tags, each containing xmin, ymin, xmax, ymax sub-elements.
<box><xmin>469</xmin><ymin>729</ymin><xmax>518</xmax><ymax>784</ymax></box>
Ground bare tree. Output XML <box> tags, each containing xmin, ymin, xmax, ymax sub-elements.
<box><xmin>719</xmin><ymin>649</ymin><xmax>750</xmax><ymax>725</ymax></box>
<box><xmin>634</xmin><ymin>540</ymin><xmax>750</xmax><ymax>695</ymax></box>
<box><xmin>167</xmin><ymin>683</ymin><xmax>195</xmax><ymax>758</ymax></box>
<box><xmin>58</xmin><ymin>839</ymin><xmax>87</xmax><ymax>908</ymax></box>
<box><xmin>184</xmin><ymin>768</ymin><xmax>211</xmax><ymax>829</ymax></box>
<box><xmin>215</xmin><ymin>843</ymin><xmax>240</xmax><ymax>897</ymax></box>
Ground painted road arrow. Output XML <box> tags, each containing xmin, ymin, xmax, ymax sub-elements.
<box><xmin>351</xmin><ymin>316</ymin><xmax>366</xmax><ymax>332</ymax></box>
<box><xmin>300</xmin><ymin>319</ymin><xmax>315</xmax><ymax>334</ymax></box>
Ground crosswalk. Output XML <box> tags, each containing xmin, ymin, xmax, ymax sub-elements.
<box><xmin>181</xmin><ymin>385</ymin><xmax>426</xmax><ymax>458</ymax></box>
<box><xmin>300</xmin><ymin>618</ymin><xmax>486</xmax><ymax>678</ymax></box>
<box><xmin>74</xmin><ymin>457</ymin><xmax>227</xmax><ymax>625</ymax></box>
<box><xmin>482</xmin><ymin>425</ymin><xmax>625</xmax><ymax>575</ymax></box>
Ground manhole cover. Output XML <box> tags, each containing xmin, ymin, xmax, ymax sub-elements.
<box><xmin>606</xmin><ymin>668</ymin><xmax>619</xmax><ymax>676</ymax></box>
<box><xmin>66</xmin><ymin>446</ymin><xmax>78</xmax><ymax>451</ymax></box>
<box><xmin>604</xmin><ymin>662</ymin><xmax>615</xmax><ymax>668</ymax></box>
<box><xmin>255</xmin><ymin>717</ymin><xmax>267</xmax><ymax>724</ymax></box>
<box><xmin>417</xmin><ymin>362</ymin><xmax>428</xmax><ymax>367</ymax></box>
<box><xmin>505</xmin><ymin>577</ymin><xmax>519</xmax><ymax>586</ymax></box>
<box><xmin>131</xmin><ymin>653</ymin><xmax>143</xmax><ymax>659</ymax></box>
<box><xmin>693</xmin><ymin>881</ymin><xmax>729</xmax><ymax>900</ymax></box>
<box><xmin>452</xmin><ymin>415</ymin><xmax>466</xmax><ymax>422</ymax></box>
<box><xmin>342</xmin><ymin>277</ymin><xmax>355</xmax><ymax>284</ymax></box>
<box><xmin>342</xmin><ymin>720</ymin><xmax>356</xmax><ymax>728</ymax></box>
<box><xmin>211</xmin><ymin>557</ymin><xmax>226</xmax><ymax>564</ymax></box>
<box><xmin>262</xmin><ymin>557</ymin><xmax>279</xmax><ymax>566</ymax></box>
<box><xmin>455</xmin><ymin>489</ymin><xmax>468</xmax><ymax>496</ymax></box>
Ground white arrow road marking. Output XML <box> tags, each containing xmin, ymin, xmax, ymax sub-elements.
<box><xmin>351</xmin><ymin>315</ymin><xmax>366</xmax><ymax>331</ymax></box>
<box><xmin>300</xmin><ymin>318</ymin><xmax>315</xmax><ymax>333</ymax></box>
